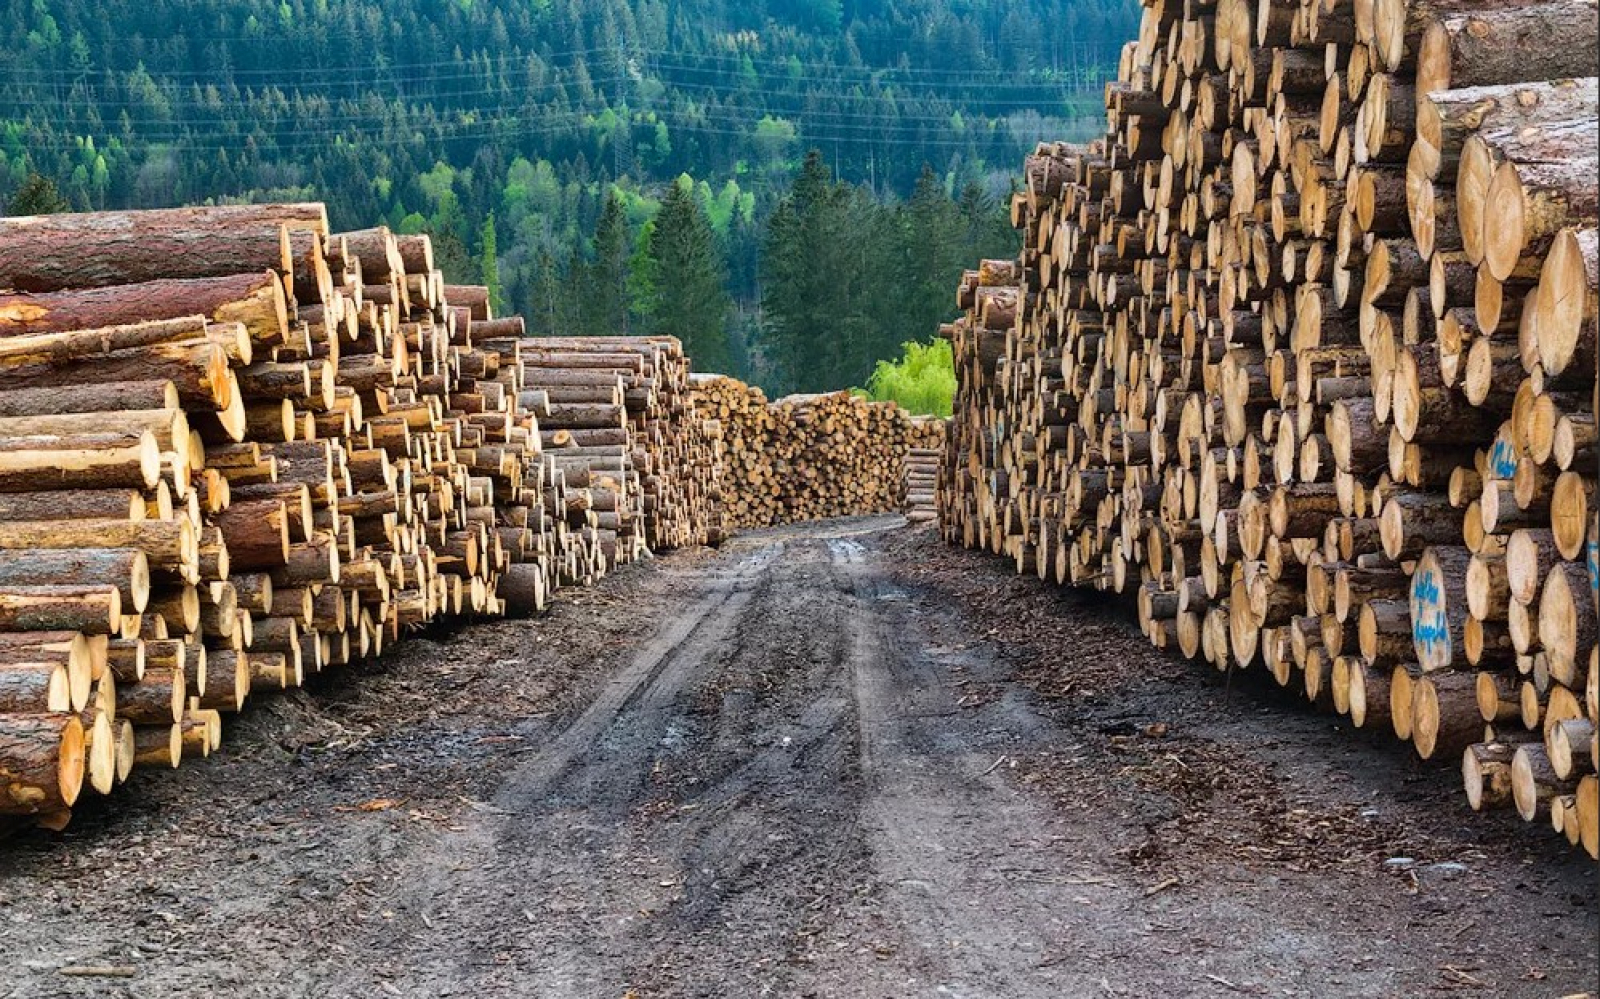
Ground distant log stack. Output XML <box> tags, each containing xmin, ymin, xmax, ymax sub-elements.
<box><xmin>691</xmin><ymin>376</ymin><xmax>928</xmax><ymax>527</ymax></box>
<box><xmin>690</xmin><ymin>374</ymin><xmax>780</xmax><ymax>526</ymax></box>
<box><xmin>937</xmin><ymin>2</ymin><xmax>1599</xmax><ymax>860</ymax></box>
<box><xmin>903</xmin><ymin>418</ymin><xmax>947</xmax><ymax>523</ymax></box>
<box><xmin>521</xmin><ymin>336</ymin><xmax>724</xmax><ymax>562</ymax></box>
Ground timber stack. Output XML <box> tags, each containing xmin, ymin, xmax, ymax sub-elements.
<box><xmin>521</xmin><ymin>336</ymin><xmax>725</xmax><ymax>557</ymax></box>
<box><xmin>691</xmin><ymin>375</ymin><xmax>926</xmax><ymax>527</ymax></box>
<box><xmin>0</xmin><ymin>203</ymin><xmax>645</xmax><ymax>828</ymax></box>
<box><xmin>690</xmin><ymin>373</ymin><xmax>780</xmax><ymax>526</ymax></box>
<box><xmin>903</xmin><ymin>418</ymin><xmax>947</xmax><ymax>523</ymax></box>
<box><xmin>937</xmin><ymin>0</ymin><xmax>1600</xmax><ymax>858</ymax></box>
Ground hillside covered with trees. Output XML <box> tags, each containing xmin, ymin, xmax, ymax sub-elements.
<box><xmin>0</xmin><ymin>0</ymin><xmax>1136</xmax><ymax>393</ymax></box>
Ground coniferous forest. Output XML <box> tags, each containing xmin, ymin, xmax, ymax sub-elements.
<box><xmin>0</xmin><ymin>0</ymin><xmax>1136</xmax><ymax>393</ymax></box>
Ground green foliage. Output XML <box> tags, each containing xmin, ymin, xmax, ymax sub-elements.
<box><xmin>480</xmin><ymin>212</ymin><xmax>504</xmax><ymax>314</ymax></box>
<box><xmin>5</xmin><ymin>172</ymin><xmax>68</xmax><ymax>215</ymax></box>
<box><xmin>759</xmin><ymin>150</ymin><xmax>1016</xmax><ymax>395</ymax></box>
<box><xmin>863</xmin><ymin>339</ymin><xmax>956</xmax><ymax>417</ymax></box>
<box><xmin>0</xmin><ymin>0</ymin><xmax>1131</xmax><ymax>384</ymax></box>
<box><xmin>424</xmin><ymin>193</ymin><xmax>474</xmax><ymax>282</ymax></box>
<box><xmin>575</xmin><ymin>190</ymin><xmax>632</xmax><ymax>336</ymax></box>
<box><xmin>526</xmin><ymin>249</ymin><xmax>564</xmax><ymax>336</ymax></box>
<box><xmin>0</xmin><ymin>0</ymin><xmax>1133</xmax><ymax>220</ymax></box>
<box><xmin>761</xmin><ymin>151</ymin><xmax>868</xmax><ymax>392</ymax></box>
<box><xmin>646</xmin><ymin>177</ymin><xmax>732</xmax><ymax>371</ymax></box>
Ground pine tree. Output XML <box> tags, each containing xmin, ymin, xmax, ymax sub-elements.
<box><xmin>480</xmin><ymin>212</ymin><xmax>504</xmax><ymax>314</ymax></box>
<box><xmin>528</xmin><ymin>249</ymin><xmax>564</xmax><ymax>337</ymax></box>
<box><xmin>957</xmin><ymin>181</ymin><xmax>1016</xmax><ymax>260</ymax></box>
<box><xmin>648</xmin><ymin>178</ymin><xmax>732</xmax><ymax>373</ymax></box>
<box><xmin>425</xmin><ymin>192</ymin><xmax>474</xmax><ymax>283</ymax></box>
<box><xmin>761</xmin><ymin>150</ymin><xmax>843</xmax><ymax>392</ymax></box>
<box><xmin>6</xmin><ymin>172</ymin><xmax>69</xmax><ymax>215</ymax></box>
<box><xmin>899</xmin><ymin>164</ymin><xmax>966</xmax><ymax>347</ymax></box>
<box><xmin>578</xmin><ymin>189</ymin><xmax>631</xmax><ymax>336</ymax></box>
<box><xmin>761</xmin><ymin>150</ymin><xmax>889</xmax><ymax>393</ymax></box>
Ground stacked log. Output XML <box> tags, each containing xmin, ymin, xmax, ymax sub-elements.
<box><xmin>691</xmin><ymin>376</ymin><xmax>926</xmax><ymax>527</ymax></box>
<box><xmin>0</xmin><ymin>205</ymin><xmax>644</xmax><ymax>827</ymax></box>
<box><xmin>903</xmin><ymin>418</ymin><xmax>947</xmax><ymax>523</ymax></box>
<box><xmin>0</xmin><ymin>205</ymin><xmax>941</xmax><ymax>830</ymax></box>
<box><xmin>521</xmin><ymin>336</ymin><xmax>724</xmax><ymax>561</ymax></box>
<box><xmin>690</xmin><ymin>374</ymin><xmax>780</xmax><ymax>526</ymax></box>
<box><xmin>937</xmin><ymin>3</ymin><xmax>1598</xmax><ymax>859</ymax></box>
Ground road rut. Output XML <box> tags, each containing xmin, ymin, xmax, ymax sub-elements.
<box><xmin>0</xmin><ymin>516</ymin><xmax>1592</xmax><ymax>998</ymax></box>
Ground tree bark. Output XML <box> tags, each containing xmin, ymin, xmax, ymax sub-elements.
<box><xmin>0</xmin><ymin>713</ymin><xmax>84</xmax><ymax>814</ymax></box>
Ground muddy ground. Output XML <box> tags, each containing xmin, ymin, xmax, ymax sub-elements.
<box><xmin>0</xmin><ymin>516</ymin><xmax>1594</xmax><ymax>998</ymax></box>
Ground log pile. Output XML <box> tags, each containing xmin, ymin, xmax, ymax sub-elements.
<box><xmin>0</xmin><ymin>202</ymin><xmax>931</xmax><ymax>829</ymax></box>
<box><xmin>903</xmin><ymin>418</ymin><xmax>947</xmax><ymax>523</ymax></box>
<box><xmin>690</xmin><ymin>375</ymin><xmax>927</xmax><ymax>527</ymax></box>
<box><xmin>690</xmin><ymin>373</ymin><xmax>780</xmax><ymax>526</ymax></box>
<box><xmin>0</xmin><ymin>204</ymin><xmax>657</xmax><ymax>828</ymax></box>
<box><xmin>521</xmin><ymin>336</ymin><xmax>725</xmax><ymax>558</ymax></box>
<box><xmin>937</xmin><ymin>1</ymin><xmax>1599</xmax><ymax>858</ymax></box>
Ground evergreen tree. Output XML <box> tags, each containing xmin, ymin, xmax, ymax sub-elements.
<box><xmin>6</xmin><ymin>172</ymin><xmax>69</xmax><ymax>215</ymax></box>
<box><xmin>480</xmin><ymin>212</ymin><xmax>504</xmax><ymax>314</ymax></box>
<box><xmin>423</xmin><ymin>192</ymin><xmax>474</xmax><ymax>283</ymax></box>
<box><xmin>528</xmin><ymin>249</ymin><xmax>565</xmax><ymax>337</ymax></box>
<box><xmin>899</xmin><ymin>165</ymin><xmax>967</xmax><ymax>346</ymax></box>
<box><xmin>648</xmin><ymin>178</ymin><xmax>732</xmax><ymax>372</ymax></box>
<box><xmin>761</xmin><ymin>150</ymin><xmax>842</xmax><ymax>392</ymax></box>
<box><xmin>957</xmin><ymin>181</ymin><xmax>1017</xmax><ymax>260</ymax></box>
<box><xmin>578</xmin><ymin>189</ymin><xmax>632</xmax><ymax>336</ymax></box>
<box><xmin>761</xmin><ymin>150</ymin><xmax>882</xmax><ymax>393</ymax></box>
<box><xmin>627</xmin><ymin>221</ymin><xmax>656</xmax><ymax>335</ymax></box>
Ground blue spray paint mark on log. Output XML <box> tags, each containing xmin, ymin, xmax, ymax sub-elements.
<box><xmin>1589</xmin><ymin>535</ymin><xmax>1598</xmax><ymax>601</ymax></box>
<box><xmin>1489</xmin><ymin>439</ymin><xmax>1517</xmax><ymax>479</ymax></box>
<box><xmin>1412</xmin><ymin>567</ymin><xmax>1450</xmax><ymax>658</ymax></box>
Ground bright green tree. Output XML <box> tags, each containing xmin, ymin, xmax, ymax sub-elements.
<box><xmin>480</xmin><ymin>212</ymin><xmax>504</xmax><ymax>314</ymax></box>
<box><xmin>864</xmin><ymin>339</ymin><xmax>956</xmax><ymax>417</ymax></box>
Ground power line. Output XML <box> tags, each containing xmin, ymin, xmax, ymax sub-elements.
<box><xmin>7</xmin><ymin>102</ymin><xmax>1093</xmax><ymax>155</ymax></box>
<box><xmin>0</xmin><ymin>41</ymin><xmax>1123</xmax><ymax>85</ymax></box>
<box><xmin>0</xmin><ymin>63</ymin><xmax>1115</xmax><ymax>131</ymax></box>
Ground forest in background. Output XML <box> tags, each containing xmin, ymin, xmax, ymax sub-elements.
<box><xmin>0</xmin><ymin>0</ymin><xmax>1136</xmax><ymax>397</ymax></box>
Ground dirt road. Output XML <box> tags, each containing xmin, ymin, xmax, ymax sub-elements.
<box><xmin>0</xmin><ymin>517</ymin><xmax>1594</xmax><ymax>998</ymax></box>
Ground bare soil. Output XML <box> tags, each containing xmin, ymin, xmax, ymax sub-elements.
<box><xmin>0</xmin><ymin>516</ymin><xmax>1593</xmax><ymax>998</ymax></box>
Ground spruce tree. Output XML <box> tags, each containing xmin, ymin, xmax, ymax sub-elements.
<box><xmin>900</xmin><ymin>165</ymin><xmax>966</xmax><ymax>347</ymax></box>
<box><xmin>425</xmin><ymin>192</ymin><xmax>474</xmax><ymax>283</ymax></box>
<box><xmin>579</xmin><ymin>189</ymin><xmax>632</xmax><ymax>337</ymax></box>
<box><xmin>761</xmin><ymin>150</ymin><xmax>847</xmax><ymax>392</ymax></box>
<box><xmin>528</xmin><ymin>249</ymin><xmax>564</xmax><ymax>337</ymax></box>
<box><xmin>5</xmin><ymin>173</ymin><xmax>68</xmax><ymax>215</ymax></box>
<box><xmin>648</xmin><ymin>178</ymin><xmax>731</xmax><ymax>373</ymax></box>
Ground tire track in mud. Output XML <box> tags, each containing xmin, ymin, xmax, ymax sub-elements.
<box><xmin>346</xmin><ymin>517</ymin><xmax>1122</xmax><ymax>998</ymax></box>
<box><xmin>830</xmin><ymin>531</ymin><xmax>1137</xmax><ymax>999</ymax></box>
<box><xmin>493</xmin><ymin>541</ymin><xmax>784</xmax><ymax>812</ymax></box>
<box><xmin>3</xmin><ymin>517</ymin><xmax>1593</xmax><ymax>999</ymax></box>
